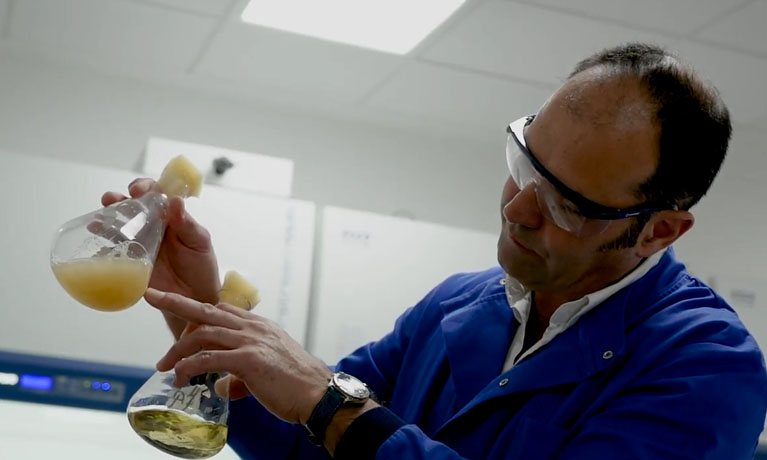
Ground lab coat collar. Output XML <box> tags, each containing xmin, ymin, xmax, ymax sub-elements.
<box><xmin>439</xmin><ymin>286</ymin><xmax>515</xmax><ymax>408</ymax></box>
<box><xmin>437</xmin><ymin>248</ymin><xmax>683</xmax><ymax>431</ymax></box>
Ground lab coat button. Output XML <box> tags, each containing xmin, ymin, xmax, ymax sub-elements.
<box><xmin>499</xmin><ymin>378</ymin><xmax>509</xmax><ymax>387</ymax></box>
<box><xmin>602</xmin><ymin>350</ymin><xmax>614</xmax><ymax>360</ymax></box>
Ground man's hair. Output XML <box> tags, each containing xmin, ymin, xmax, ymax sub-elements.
<box><xmin>570</xmin><ymin>42</ymin><xmax>731</xmax><ymax>212</ymax></box>
<box><xmin>571</xmin><ymin>43</ymin><xmax>730</xmax><ymax>251</ymax></box>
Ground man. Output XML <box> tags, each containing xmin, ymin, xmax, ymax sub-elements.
<box><xmin>105</xmin><ymin>43</ymin><xmax>767</xmax><ymax>459</ymax></box>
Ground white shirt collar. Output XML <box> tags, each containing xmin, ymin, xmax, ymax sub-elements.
<box><xmin>503</xmin><ymin>248</ymin><xmax>668</xmax><ymax>316</ymax></box>
<box><xmin>501</xmin><ymin>248</ymin><xmax>668</xmax><ymax>371</ymax></box>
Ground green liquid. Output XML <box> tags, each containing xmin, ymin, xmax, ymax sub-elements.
<box><xmin>128</xmin><ymin>407</ymin><xmax>228</xmax><ymax>459</ymax></box>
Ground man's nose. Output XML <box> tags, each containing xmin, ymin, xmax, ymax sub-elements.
<box><xmin>503</xmin><ymin>183</ymin><xmax>543</xmax><ymax>229</ymax></box>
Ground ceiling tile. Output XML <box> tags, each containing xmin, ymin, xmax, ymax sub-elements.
<box><xmin>10</xmin><ymin>0</ymin><xmax>217</xmax><ymax>76</ymax></box>
<box><xmin>423</xmin><ymin>0</ymin><xmax>674</xmax><ymax>86</ymax></box>
<box><xmin>673</xmin><ymin>40</ymin><xmax>767</xmax><ymax>124</ymax></box>
<box><xmin>130</xmin><ymin>0</ymin><xmax>234</xmax><ymax>17</ymax></box>
<box><xmin>515</xmin><ymin>0</ymin><xmax>752</xmax><ymax>36</ymax></box>
<box><xmin>194</xmin><ymin>21</ymin><xmax>404</xmax><ymax>103</ymax></box>
<box><xmin>364</xmin><ymin>61</ymin><xmax>554</xmax><ymax>138</ymax></box>
<box><xmin>693</xmin><ymin>0</ymin><xmax>767</xmax><ymax>57</ymax></box>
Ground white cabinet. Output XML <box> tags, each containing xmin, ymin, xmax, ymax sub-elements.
<box><xmin>308</xmin><ymin>206</ymin><xmax>499</xmax><ymax>364</ymax></box>
<box><xmin>142</xmin><ymin>137</ymin><xmax>294</xmax><ymax>198</ymax></box>
<box><xmin>0</xmin><ymin>150</ymin><xmax>314</xmax><ymax>369</ymax></box>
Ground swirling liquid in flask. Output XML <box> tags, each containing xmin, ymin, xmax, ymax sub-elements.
<box><xmin>128</xmin><ymin>406</ymin><xmax>228</xmax><ymax>459</ymax></box>
<box><xmin>52</xmin><ymin>257</ymin><xmax>152</xmax><ymax>311</ymax></box>
<box><xmin>128</xmin><ymin>372</ymin><xmax>230</xmax><ymax>459</ymax></box>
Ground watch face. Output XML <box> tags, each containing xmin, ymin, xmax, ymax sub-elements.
<box><xmin>333</xmin><ymin>372</ymin><xmax>369</xmax><ymax>400</ymax></box>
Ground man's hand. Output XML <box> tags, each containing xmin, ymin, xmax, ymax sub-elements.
<box><xmin>144</xmin><ymin>288</ymin><xmax>333</xmax><ymax>425</ymax></box>
<box><xmin>101</xmin><ymin>179</ymin><xmax>221</xmax><ymax>338</ymax></box>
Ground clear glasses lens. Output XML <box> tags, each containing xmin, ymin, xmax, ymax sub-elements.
<box><xmin>535</xmin><ymin>179</ymin><xmax>583</xmax><ymax>231</ymax></box>
<box><xmin>507</xmin><ymin>138</ymin><xmax>536</xmax><ymax>188</ymax></box>
<box><xmin>506</xmin><ymin>135</ymin><xmax>611</xmax><ymax>237</ymax></box>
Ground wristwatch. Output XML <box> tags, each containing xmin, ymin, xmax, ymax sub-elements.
<box><xmin>305</xmin><ymin>372</ymin><xmax>371</xmax><ymax>445</ymax></box>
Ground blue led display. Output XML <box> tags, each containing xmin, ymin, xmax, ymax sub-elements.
<box><xmin>101</xmin><ymin>382</ymin><xmax>111</xmax><ymax>391</ymax></box>
<box><xmin>92</xmin><ymin>381</ymin><xmax>101</xmax><ymax>390</ymax></box>
<box><xmin>19</xmin><ymin>374</ymin><xmax>54</xmax><ymax>391</ymax></box>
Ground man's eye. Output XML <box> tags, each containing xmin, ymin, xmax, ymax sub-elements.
<box><xmin>559</xmin><ymin>199</ymin><xmax>581</xmax><ymax>216</ymax></box>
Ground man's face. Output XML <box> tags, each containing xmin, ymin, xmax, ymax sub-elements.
<box><xmin>497</xmin><ymin>71</ymin><xmax>659</xmax><ymax>294</ymax></box>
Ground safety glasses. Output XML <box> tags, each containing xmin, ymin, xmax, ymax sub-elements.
<box><xmin>505</xmin><ymin>115</ymin><xmax>669</xmax><ymax>237</ymax></box>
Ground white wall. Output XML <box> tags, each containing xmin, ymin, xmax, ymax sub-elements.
<box><xmin>0</xmin><ymin>52</ymin><xmax>507</xmax><ymax>235</ymax></box>
<box><xmin>673</xmin><ymin>124</ymin><xmax>767</xmax><ymax>350</ymax></box>
<box><xmin>675</xmin><ymin>123</ymin><xmax>767</xmax><ymax>281</ymax></box>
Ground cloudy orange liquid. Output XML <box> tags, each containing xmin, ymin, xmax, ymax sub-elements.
<box><xmin>52</xmin><ymin>258</ymin><xmax>152</xmax><ymax>312</ymax></box>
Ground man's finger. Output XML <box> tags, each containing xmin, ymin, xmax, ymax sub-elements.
<box><xmin>216</xmin><ymin>302</ymin><xmax>256</xmax><ymax>319</ymax></box>
<box><xmin>128</xmin><ymin>178</ymin><xmax>155</xmax><ymax>198</ymax></box>
<box><xmin>172</xmin><ymin>349</ymin><xmax>248</xmax><ymax>387</ymax></box>
<box><xmin>101</xmin><ymin>191</ymin><xmax>128</xmax><ymax>207</ymax></box>
<box><xmin>86</xmin><ymin>220</ymin><xmax>106</xmax><ymax>235</ymax></box>
<box><xmin>156</xmin><ymin>325</ymin><xmax>244</xmax><ymax>372</ymax></box>
<box><xmin>215</xmin><ymin>375</ymin><xmax>251</xmax><ymax>401</ymax></box>
<box><xmin>144</xmin><ymin>289</ymin><xmax>242</xmax><ymax>330</ymax></box>
<box><xmin>166</xmin><ymin>198</ymin><xmax>213</xmax><ymax>251</ymax></box>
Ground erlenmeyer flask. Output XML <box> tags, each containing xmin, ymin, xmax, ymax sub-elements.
<box><xmin>127</xmin><ymin>371</ymin><xmax>230</xmax><ymax>459</ymax></box>
<box><xmin>127</xmin><ymin>271</ymin><xmax>259</xmax><ymax>459</ymax></box>
<box><xmin>50</xmin><ymin>191</ymin><xmax>168</xmax><ymax>312</ymax></box>
<box><xmin>50</xmin><ymin>155</ymin><xmax>202</xmax><ymax>312</ymax></box>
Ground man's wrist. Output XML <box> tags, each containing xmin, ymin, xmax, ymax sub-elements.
<box><xmin>324</xmin><ymin>399</ymin><xmax>379</xmax><ymax>455</ymax></box>
<box><xmin>299</xmin><ymin>371</ymin><xmax>334</xmax><ymax>426</ymax></box>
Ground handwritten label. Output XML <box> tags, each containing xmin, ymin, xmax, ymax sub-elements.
<box><xmin>167</xmin><ymin>385</ymin><xmax>210</xmax><ymax>411</ymax></box>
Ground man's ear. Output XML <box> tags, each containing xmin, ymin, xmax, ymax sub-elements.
<box><xmin>636</xmin><ymin>210</ymin><xmax>695</xmax><ymax>258</ymax></box>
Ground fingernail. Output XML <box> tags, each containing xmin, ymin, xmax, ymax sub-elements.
<box><xmin>155</xmin><ymin>356</ymin><xmax>169</xmax><ymax>371</ymax></box>
<box><xmin>144</xmin><ymin>288</ymin><xmax>165</xmax><ymax>306</ymax></box>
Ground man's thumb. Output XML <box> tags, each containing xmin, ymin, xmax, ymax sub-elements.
<box><xmin>167</xmin><ymin>197</ymin><xmax>211</xmax><ymax>251</ymax></box>
<box><xmin>215</xmin><ymin>375</ymin><xmax>251</xmax><ymax>401</ymax></box>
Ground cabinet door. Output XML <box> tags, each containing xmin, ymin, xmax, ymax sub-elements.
<box><xmin>0</xmin><ymin>151</ymin><xmax>314</xmax><ymax>368</ymax></box>
<box><xmin>308</xmin><ymin>206</ymin><xmax>498</xmax><ymax>364</ymax></box>
<box><xmin>184</xmin><ymin>183</ymin><xmax>315</xmax><ymax>345</ymax></box>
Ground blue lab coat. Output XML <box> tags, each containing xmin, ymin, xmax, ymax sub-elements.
<box><xmin>227</xmin><ymin>248</ymin><xmax>767</xmax><ymax>459</ymax></box>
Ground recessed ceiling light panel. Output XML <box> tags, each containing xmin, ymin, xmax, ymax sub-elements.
<box><xmin>241</xmin><ymin>0</ymin><xmax>466</xmax><ymax>55</ymax></box>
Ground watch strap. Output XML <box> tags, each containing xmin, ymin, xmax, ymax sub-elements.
<box><xmin>305</xmin><ymin>385</ymin><xmax>346</xmax><ymax>446</ymax></box>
